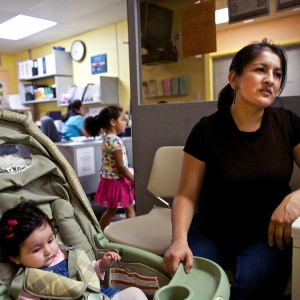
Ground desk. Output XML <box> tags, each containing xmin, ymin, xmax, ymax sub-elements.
<box><xmin>56</xmin><ymin>137</ymin><xmax>133</xmax><ymax>195</ymax></box>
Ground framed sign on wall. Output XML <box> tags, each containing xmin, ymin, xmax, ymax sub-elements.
<box><xmin>228</xmin><ymin>0</ymin><xmax>270</xmax><ymax>23</ymax></box>
<box><xmin>276</xmin><ymin>0</ymin><xmax>300</xmax><ymax>12</ymax></box>
<box><xmin>91</xmin><ymin>54</ymin><xmax>107</xmax><ymax>75</ymax></box>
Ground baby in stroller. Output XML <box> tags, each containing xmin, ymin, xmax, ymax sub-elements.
<box><xmin>0</xmin><ymin>201</ymin><xmax>148</xmax><ymax>300</ymax></box>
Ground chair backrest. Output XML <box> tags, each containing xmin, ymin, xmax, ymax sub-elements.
<box><xmin>40</xmin><ymin>115</ymin><xmax>62</xmax><ymax>142</ymax></box>
<box><xmin>290</xmin><ymin>163</ymin><xmax>300</xmax><ymax>191</ymax></box>
<box><xmin>147</xmin><ymin>146</ymin><xmax>184</xmax><ymax>205</ymax></box>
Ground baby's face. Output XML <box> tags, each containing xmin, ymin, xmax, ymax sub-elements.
<box><xmin>9</xmin><ymin>222</ymin><xmax>59</xmax><ymax>268</ymax></box>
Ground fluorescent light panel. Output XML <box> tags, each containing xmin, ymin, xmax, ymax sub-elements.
<box><xmin>0</xmin><ymin>9</ymin><xmax>227</xmax><ymax>40</ymax></box>
<box><xmin>0</xmin><ymin>15</ymin><xmax>56</xmax><ymax>40</ymax></box>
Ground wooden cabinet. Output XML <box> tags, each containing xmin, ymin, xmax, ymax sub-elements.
<box><xmin>17</xmin><ymin>49</ymin><xmax>73</xmax><ymax>105</ymax></box>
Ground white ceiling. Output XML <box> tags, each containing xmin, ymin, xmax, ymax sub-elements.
<box><xmin>0</xmin><ymin>0</ymin><xmax>299</xmax><ymax>55</ymax></box>
<box><xmin>0</xmin><ymin>0</ymin><xmax>128</xmax><ymax>55</ymax></box>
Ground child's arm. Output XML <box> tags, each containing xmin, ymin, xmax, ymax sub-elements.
<box><xmin>113</xmin><ymin>149</ymin><xmax>134</xmax><ymax>184</ymax></box>
<box><xmin>98</xmin><ymin>251</ymin><xmax>121</xmax><ymax>273</ymax></box>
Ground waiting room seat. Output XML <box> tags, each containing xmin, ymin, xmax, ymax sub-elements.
<box><xmin>1</xmin><ymin>94</ymin><xmax>33</xmax><ymax>120</ymax></box>
<box><xmin>290</xmin><ymin>165</ymin><xmax>300</xmax><ymax>300</ymax></box>
<box><xmin>104</xmin><ymin>146</ymin><xmax>184</xmax><ymax>255</ymax></box>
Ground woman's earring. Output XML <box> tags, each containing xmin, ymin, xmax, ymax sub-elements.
<box><xmin>233</xmin><ymin>86</ymin><xmax>236</xmax><ymax>104</ymax></box>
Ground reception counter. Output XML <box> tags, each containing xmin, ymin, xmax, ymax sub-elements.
<box><xmin>56</xmin><ymin>137</ymin><xmax>133</xmax><ymax>195</ymax></box>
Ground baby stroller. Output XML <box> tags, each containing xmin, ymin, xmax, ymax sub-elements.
<box><xmin>0</xmin><ymin>109</ymin><xmax>230</xmax><ymax>300</ymax></box>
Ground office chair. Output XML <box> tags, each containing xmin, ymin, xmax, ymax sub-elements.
<box><xmin>104</xmin><ymin>146</ymin><xmax>184</xmax><ymax>255</ymax></box>
<box><xmin>40</xmin><ymin>115</ymin><xmax>62</xmax><ymax>142</ymax></box>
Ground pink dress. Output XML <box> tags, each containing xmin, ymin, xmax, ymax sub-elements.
<box><xmin>94</xmin><ymin>134</ymin><xmax>134</xmax><ymax>208</ymax></box>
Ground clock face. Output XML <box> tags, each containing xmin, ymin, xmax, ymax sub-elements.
<box><xmin>71</xmin><ymin>40</ymin><xmax>86</xmax><ymax>62</ymax></box>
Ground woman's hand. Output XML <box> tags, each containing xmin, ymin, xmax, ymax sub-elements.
<box><xmin>268</xmin><ymin>189</ymin><xmax>300</xmax><ymax>249</ymax></box>
<box><xmin>163</xmin><ymin>239</ymin><xmax>193</xmax><ymax>277</ymax></box>
<box><xmin>162</xmin><ymin>154</ymin><xmax>204</xmax><ymax>277</ymax></box>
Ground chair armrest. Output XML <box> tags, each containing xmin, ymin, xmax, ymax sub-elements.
<box><xmin>291</xmin><ymin>216</ymin><xmax>300</xmax><ymax>300</ymax></box>
<box><xmin>292</xmin><ymin>216</ymin><xmax>300</xmax><ymax>242</ymax></box>
<box><xmin>104</xmin><ymin>207</ymin><xmax>172</xmax><ymax>255</ymax></box>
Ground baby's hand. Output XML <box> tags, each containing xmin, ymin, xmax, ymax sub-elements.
<box><xmin>98</xmin><ymin>251</ymin><xmax>121</xmax><ymax>272</ymax></box>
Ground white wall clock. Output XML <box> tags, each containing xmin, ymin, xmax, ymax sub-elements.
<box><xmin>70</xmin><ymin>40</ymin><xmax>86</xmax><ymax>62</ymax></box>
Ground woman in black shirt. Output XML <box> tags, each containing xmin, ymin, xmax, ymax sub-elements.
<box><xmin>163</xmin><ymin>38</ymin><xmax>300</xmax><ymax>300</ymax></box>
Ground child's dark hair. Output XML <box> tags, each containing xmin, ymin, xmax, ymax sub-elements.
<box><xmin>218</xmin><ymin>38</ymin><xmax>288</xmax><ymax>109</ymax></box>
<box><xmin>0</xmin><ymin>201</ymin><xmax>56</xmax><ymax>259</ymax></box>
<box><xmin>84</xmin><ymin>105</ymin><xmax>123</xmax><ymax>137</ymax></box>
<box><xmin>61</xmin><ymin>100</ymin><xmax>83</xmax><ymax>122</ymax></box>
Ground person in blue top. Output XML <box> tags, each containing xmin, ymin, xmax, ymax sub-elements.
<box><xmin>61</xmin><ymin>100</ymin><xmax>89</xmax><ymax>141</ymax></box>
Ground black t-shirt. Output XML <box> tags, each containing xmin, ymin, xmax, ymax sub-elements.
<box><xmin>184</xmin><ymin>107</ymin><xmax>300</xmax><ymax>244</ymax></box>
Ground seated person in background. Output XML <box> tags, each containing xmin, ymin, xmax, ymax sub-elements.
<box><xmin>61</xmin><ymin>100</ymin><xmax>89</xmax><ymax>141</ymax></box>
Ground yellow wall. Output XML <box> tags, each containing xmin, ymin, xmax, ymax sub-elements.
<box><xmin>1</xmin><ymin>12</ymin><xmax>300</xmax><ymax>114</ymax></box>
<box><xmin>0</xmin><ymin>20</ymin><xmax>130</xmax><ymax>119</ymax></box>
<box><xmin>142</xmin><ymin>12</ymin><xmax>300</xmax><ymax>103</ymax></box>
<box><xmin>0</xmin><ymin>55</ymin><xmax>18</xmax><ymax>93</ymax></box>
<box><xmin>217</xmin><ymin>14</ymin><xmax>300</xmax><ymax>53</ymax></box>
<box><xmin>205</xmin><ymin>14</ymin><xmax>300</xmax><ymax>100</ymax></box>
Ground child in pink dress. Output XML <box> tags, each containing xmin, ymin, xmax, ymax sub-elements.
<box><xmin>84</xmin><ymin>105</ymin><xmax>135</xmax><ymax>230</ymax></box>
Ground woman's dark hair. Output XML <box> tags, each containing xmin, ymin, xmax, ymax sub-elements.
<box><xmin>84</xmin><ymin>105</ymin><xmax>123</xmax><ymax>137</ymax></box>
<box><xmin>218</xmin><ymin>38</ymin><xmax>288</xmax><ymax>109</ymax></box>
<box><xmin>61</xmin><ymin>100</ymin><xmax>83</xmax><ymax>122</ymax></box>
<box><xmin>0</xmin><ymin>201</ymin><xmax>56</xmax><ymax>260</ymax></box>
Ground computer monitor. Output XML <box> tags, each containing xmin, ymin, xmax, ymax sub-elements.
<box><xmin>48</xmin><ymin>111</ymin><xmax>62</xmax><ymax>120</ymax></box>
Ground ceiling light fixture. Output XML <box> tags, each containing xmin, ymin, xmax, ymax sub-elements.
<box><xmin>0</xmin><ymin>15</ymin><xmax>57</xmax><ymax>40</ymax></box>
<box><xmin>215</xmin><ymin>8</ymin><xmax>229</xmax><ymax>24</ymax></box>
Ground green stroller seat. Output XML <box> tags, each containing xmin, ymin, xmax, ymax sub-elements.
<box><xmin>0</xmin><ymin>109</ymin><xmax>230</xmax><ymax>300</ymax></box>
